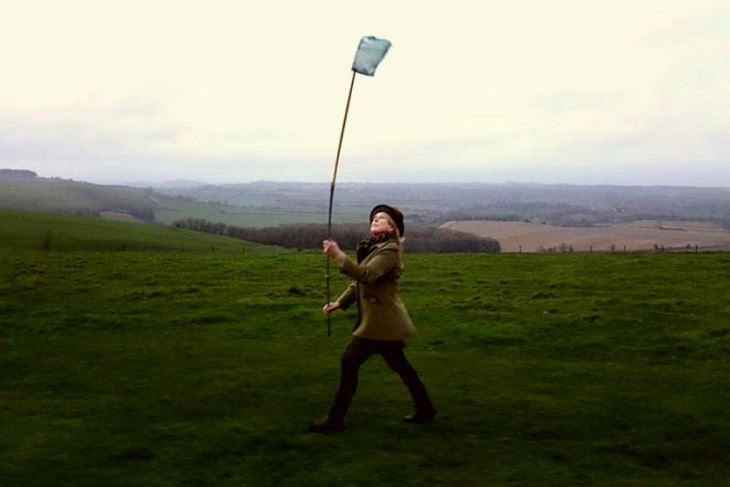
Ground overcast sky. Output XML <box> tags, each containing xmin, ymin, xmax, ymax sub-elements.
<box><xmin>1</xmin><ymin>0</ymin><xmax>728</xmax><ymax>186</ymax></box>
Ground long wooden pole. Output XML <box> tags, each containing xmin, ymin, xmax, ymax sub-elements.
<box><xmin>326</xmin><ymin>70</ymin><xmax>357</xmax><ymax>337</ymax></box>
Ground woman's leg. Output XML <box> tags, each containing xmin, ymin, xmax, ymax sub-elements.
<box><xmin>311</xmin><ymin>339</ymin><xmax>376</xmax><ymax>432</ymax></box>
<box><xmin>381</xmin><ymin>342</ymin><xmax>436</xmax><ymax>422</ymax></box>
<box><xmin>327</xmin><ymin>339</ymin><xmax>376</xmax><ymax>423</ymax></box>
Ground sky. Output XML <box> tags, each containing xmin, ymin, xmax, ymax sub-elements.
<box><xmin>1</xmin><ymin>0</ymin><xmax>728</xmax><ymax>187</ymax></box>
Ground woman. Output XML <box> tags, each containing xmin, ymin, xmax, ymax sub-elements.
<box><xmin>310</xmin><ymin>204</ymin><xmax>436</xmax><ymax>433</ymax></box>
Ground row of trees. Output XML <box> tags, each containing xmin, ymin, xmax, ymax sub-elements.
<box><xmin>0</xmin><ymin>169</ymin><xmax>38</xmax><ymax>180</ymax></box>
<box><xmin>172</xmin><ymin>219</ymin><xmax>500</xmax><ymax>253</ymax></box>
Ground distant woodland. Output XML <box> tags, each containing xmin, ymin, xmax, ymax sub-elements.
<box><xmin>171</xmin><ymin>218</ymin><xmax>500</xmax><ymax>253</ymax></box>
<box><xmin>0</xmin><ymin>169</ymin><xmax>38</xmax><ymax>180</ymax></box>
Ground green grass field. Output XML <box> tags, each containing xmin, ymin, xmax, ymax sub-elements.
<box><xmin>1</xmin><ymin>244</ymin><xmax>729</xmax><ymax>485</ymax></box>
<box><xmin>0</xmin><ymin>208</ymin><xmax>274</xmax><ymax>253</ymax></box>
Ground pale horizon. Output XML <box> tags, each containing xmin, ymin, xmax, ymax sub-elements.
<box><xmin>1</xmin><ymin>0</ymin><xmax>728</xmax><ymax>188</ymax></box>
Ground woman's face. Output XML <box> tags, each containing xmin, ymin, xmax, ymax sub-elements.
<box><xmin>370</xmin><ymin>212</ymin><xmax>395</xmax><ymax>236</ymax></box>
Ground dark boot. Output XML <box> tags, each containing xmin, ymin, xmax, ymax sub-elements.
<box><xmin>403</xmin><ymin>405</ymin><xmax>437</xmax><ymax>424</ymax></box>
<box><xmin>309</xmin><ymin>339</ymin><xmax>368</xmax><ymax>434</ymax></box>
<box><xmin>380</xmin><ymin>343</ymin><xmax>436</xmax><ymax>425</ymax></box>
<box><xmin>401</xmin><ymin>375</ymin><xmax>436</xmax><ymax>424</ymax></box>
<box><xmin>309</xmin><ymin>417</ymin><xmax>345</xmax><ymax>433</ymax></box>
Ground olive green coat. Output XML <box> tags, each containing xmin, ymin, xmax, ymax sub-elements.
<box><xmin>335</xmin><ymin>240</ymin><xmax>416</xmax><ymax>341</ymax></box>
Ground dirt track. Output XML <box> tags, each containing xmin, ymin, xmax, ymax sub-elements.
<box><xmin>442</xmin><ymin>220</ymin><xmax>730</xmax><ymax>252</ymax></box>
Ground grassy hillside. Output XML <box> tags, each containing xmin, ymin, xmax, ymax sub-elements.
<box><xmin>0</xmin><ymin>178</ymin><xmax>363</xmax><ymax>227</ymax></box>
<box><xmin>1</xmin><ymin>250</ymin><xmax>728</xmax><ymax>486</ymax></box>
<box><xmin>0</xmin><ymin>179</ymin><xmax>162</xmax><ymax>220</ymax></box>
<box><xmin>0</xmin><ymin>208</ymin><xmax>275</xmax><ymax>252</ymax></box>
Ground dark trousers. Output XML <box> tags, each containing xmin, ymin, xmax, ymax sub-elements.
<box><xmin>328</xmin><ymin>337</ymin><xmax>433</xmax><ymax>421</ymax></box>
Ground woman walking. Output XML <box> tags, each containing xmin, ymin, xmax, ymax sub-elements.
<box><xmin>310</xmin><ymin>204</ymin><xmax>436</xmax><ymax>433</ymax></box>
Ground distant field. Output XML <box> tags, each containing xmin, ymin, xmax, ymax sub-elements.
<box><xmin>153</xmin><ymin>200</ymin><xmax>364</xmax><ymax>227</ymax></box>
<box><xmin>443</xmin><ymin>220</ymin><xmax>730</xmax><ymax>252</ymax></box>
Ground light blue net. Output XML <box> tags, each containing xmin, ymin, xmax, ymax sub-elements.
<box><xmin>352</xmin><ymin>36</ymin><xmax>392</xmax><ymax>76</ymax></box>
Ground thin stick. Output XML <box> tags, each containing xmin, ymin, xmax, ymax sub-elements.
<box><xmin>326</xmin><ymin>70</ymin><xmax>357</xmax><ymax>337</ymax></box>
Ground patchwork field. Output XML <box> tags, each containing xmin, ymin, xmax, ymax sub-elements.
<box><xmin>442</xmin><ymin>220</ymin><xmax>730</xmax><ymax>252</ymax></box>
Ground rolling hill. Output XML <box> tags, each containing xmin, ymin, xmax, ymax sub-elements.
<box><xmin>3</xmin><ymin>175</ymin><xmax>730</xmax><ymax>237</ymax></box>
<box><xmin>0</xmin><ymin>208</ymin><xmax>275</xmax><ymax>252</ymax></box>
<box><xmin>0</xmin><ymin>178</ymin><xmax>161</xmax><ymax>221</ymax></box>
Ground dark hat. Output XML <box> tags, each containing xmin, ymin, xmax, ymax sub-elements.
<box><xmin>370</xmin><ymin>204</ymin><xmax>405</xmax><ymax>236</ymax></box>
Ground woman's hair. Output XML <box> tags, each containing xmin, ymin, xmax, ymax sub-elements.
<box><xmin>378</xmin><ymin>212</ymin><xmax>406</xmax><ymax>247</ymax></box>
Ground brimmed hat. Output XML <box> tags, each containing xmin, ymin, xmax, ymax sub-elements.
<box><xmin>370</xmin><ymin>204</ymin><xmax>405</xmax><ymax>236</ymax></box>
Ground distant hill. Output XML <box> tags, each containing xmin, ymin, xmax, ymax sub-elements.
<box><xmin>0</xmin><ymin>178</ymin><xmax>162</xmax><ymax>221</ymax></box>
<box><xmin>0</xmin><ymin>208</ymin><xmax>275</xmax><ymax>252</ymax></box>
<box><xmin>126</xmin><ymin>179</ymin><xmax>211</xmax><ymax>189</ymax></box>
<box><xmin>2</xmin><ymin>176</ymin><xmax>730</xmax><ymax>231</ymax></box>
<box><xmin>0</xmin><ymin>177</ymin><xmax>363</xmax><ymax>228</ymax></box>
<box><xmin>155</xmin><ymin>181</ymin><xmax>730</xmax><ymax>229</ymax></box>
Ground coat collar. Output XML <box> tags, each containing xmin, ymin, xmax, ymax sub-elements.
<box><xmin>356</xmin><ymin>233</ymin><xmax>397</xmax><ymax>263</ymax></box>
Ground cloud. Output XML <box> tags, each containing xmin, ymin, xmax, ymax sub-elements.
<box><xmin>0</xmin><ymin>0</ymin><xmax>728</xmax><ymax>186</ymax></box>
<box><xmin>0</xmin><ymin>99</ymin><xmax>176</xmax><ymax>159</ymax></box>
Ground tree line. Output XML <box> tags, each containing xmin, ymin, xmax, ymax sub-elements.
<box><xmin>0</xmin><ymin>169</ymin><xmax>38</xmax><ymax>180</ymax></box>
<box><xmin>172</xmin><ymin>218</ymin><xmax>500</xmax><ymax>253</ymax></box>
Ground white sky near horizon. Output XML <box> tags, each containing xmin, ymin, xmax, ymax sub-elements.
<box><xmin>0</xmin><ymin>0</ymin><xmax>728</xmax><ymax>187</ymax></box>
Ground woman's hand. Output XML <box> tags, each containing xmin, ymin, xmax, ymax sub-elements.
<box><xmin>322</xmin><ymin>302</ymin><xmax>340</xmax><ymax>316</ymax></box>
<box><xmin>323</xmin><ymin>239</ymin><xmax>344</xmax><ymax>260</ymax></box>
